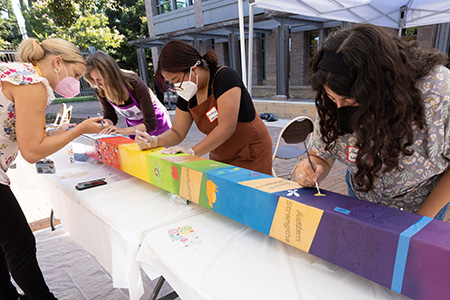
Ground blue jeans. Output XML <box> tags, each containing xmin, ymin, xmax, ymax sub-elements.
<box><xmin>345</xmin><ymin>170</ymin><xmax>449</xmax><ymax>220</ymax></box>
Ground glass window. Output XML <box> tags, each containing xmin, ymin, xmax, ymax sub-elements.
<box><xmin>156</xmin><ymin>0</ymin><xmax>172</xmax><ymax>14</ymax></box>
<box><xmin>176</xmin><ymin>0</ymin><xmax>194</xmax><ymax>9</ymax></box>
<box><xmin>402</xmin><ymin>27</ymin><xmax>417</xmax><ymax>41</ymax></box>
<box><xmin>309</xmin><ymin>31</ymin><xmax>320</xmax><ymax>58</ymax></box>
<box><xmin>156</xmin><ymin>0</ymin><xmax>194</xmax><ymax>14</ymax></box>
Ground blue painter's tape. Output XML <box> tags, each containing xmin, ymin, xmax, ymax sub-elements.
<box><xmin>334</xmin><ymin>207</ymin><xmax>350</xmax><ymax>214</ymax></box>
<box><xmin>391</xmin><ymin>216</ymin><xmax>433</xmax><ymax>293</ymax></box>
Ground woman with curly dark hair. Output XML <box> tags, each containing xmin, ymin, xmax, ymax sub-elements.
<box><xmin>295</xmin><ymin>23</ymin><xmax>450</xmax><ymax>220</ymax></box>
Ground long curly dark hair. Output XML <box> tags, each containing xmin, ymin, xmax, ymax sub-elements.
<box><xmin>310</xmin><ymin>24</ymin><xmax>448</xmax><ymax>192</ymax></box>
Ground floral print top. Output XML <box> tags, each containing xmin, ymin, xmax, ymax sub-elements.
<box><xmin>312</xmin><ymin>65</ymin><xmax>450</xmax><ymax>213</ymax></box>
<box><xmin>0</xmin><ymin>62</ymin><xmax>55</xmax><ymax>185</ymax></box>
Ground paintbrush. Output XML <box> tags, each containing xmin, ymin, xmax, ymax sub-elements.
<box><xmin>97</xmin><ymin>113</ymin><xmax>105</xmax><ymax>128</ymax></box>
<box><xmin>130</xmin><ymin>123</ymin><xmax>138</xmax><ymax>132</ymax></box>
<box><xmin>303</xmin><ymin>141</ymin><xmax>325</xmax><ymax>196</ymax></box>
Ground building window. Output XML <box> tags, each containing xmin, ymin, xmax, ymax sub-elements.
<box><xmin>156</xmin><ymin>0</ymin><xmax>171</xmax><ymax>14</ymax></box>
<box><xmin>309</xmin><ymin>31</ymin><xmax>320</xmax><ymax>59</ymax></box>
<box><xmin>401</xmin><ymin>27</ymin><xmax>417</xmax><ymax>41</ymax></box>
<box><xmin>176</xmin><ymin>0</ymin><xmax>194</xmax><ymax>9</ymax></box>
<box><xmin>156</xmin><ymin>0</ymin><xmax>194</xmax><ymax>15</ymax></box>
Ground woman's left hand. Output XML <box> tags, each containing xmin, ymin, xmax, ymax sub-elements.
<box><xmin>161</xmin><ymin>146</ymin><xmax>194</xmax><ymax>156</ymax></box>
<box><xmin>100</xmin><ymin>125</ymin><xmax>123</xmax><ymax>135</ymax></box>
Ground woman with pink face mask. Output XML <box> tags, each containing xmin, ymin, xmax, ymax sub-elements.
<box><xmin>0</xmin><ymin>38</ymin><xmax>104</xmax><ymax>299</ymax></box>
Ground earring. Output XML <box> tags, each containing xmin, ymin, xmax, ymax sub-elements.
<box><xmin>54</xmin><ymin>67</ymin><xmax>61</xmax><ymax>73</ymax></box>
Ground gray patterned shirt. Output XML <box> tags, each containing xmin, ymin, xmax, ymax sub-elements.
<box><xmin>312</xmin><ymin>65</ymin><xmax>450</xmax><ymax>212</ymax></box>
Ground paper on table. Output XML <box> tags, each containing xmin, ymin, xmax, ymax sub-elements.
<box><xmin>167</xmin><ymin>225</ymin><xmax>202</xmax><ymax>249</ymax></box>
<box><xmin>82</xmin><ymin>133</ymin><xmax>123</xmax><ymax>139</ymax></box>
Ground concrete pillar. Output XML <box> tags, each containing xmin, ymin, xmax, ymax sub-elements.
<box><xmin>144</xmin><ymin>0</ymin><xmax>160</xmax><ymax>71</ymax></box>
<box><xmin>436</xmin><ymin>23</ymin><xmax>450</xmax><ymax>54</ymax></box>
<box><xmin>194</xmin><ymin>0</ymin><xmax>203</xmax><ymax>28</ymax></box>
<box><xmin>228</xmin><ymin>32</ymin><xmax>241</xmax><ymax>77</ymax></box>
<box><xmin>137</xmin><ymin>48</ymin><xmax>149</xmax><ymax>86</ymax></box>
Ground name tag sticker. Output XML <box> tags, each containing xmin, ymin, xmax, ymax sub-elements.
<box><xmin>35</xmin><ymin>159</ymin><xmax>55</xmax><ymax>174</ymax></box>
<box><xmin>206</xmin><ymin>106</ymin><xmax>218</xmax><ymax>123</ymax></box>
<box><xmin>347</xmin><ymin>146</ymin><xmax>359</xmax><ymax>163</ymax></box>
<box><xmin>334</xmin><ymin>207</ymin><xmax>351</xmax><ymax>214</ymax></box>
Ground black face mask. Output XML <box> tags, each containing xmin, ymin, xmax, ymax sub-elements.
<box><xmin>337</xmin><ymin>106</ymin><xmax>358</xmax><ymax>134</ymax></box>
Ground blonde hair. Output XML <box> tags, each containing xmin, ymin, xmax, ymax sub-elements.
<box><xmin>84</xmin><ymin>51</ymin><xmax>137</xmax><ymax>105</ymax></box>
<box><xmin>15</xmin><ymin>38</ymin><xmax>84</xmax><ymax>65</ymax></box>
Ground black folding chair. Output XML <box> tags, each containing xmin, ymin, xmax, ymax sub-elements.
<box><xmin>272</xmin><ymin>116</ymin><xmax>314</xmax><ymax>179</ymax></box>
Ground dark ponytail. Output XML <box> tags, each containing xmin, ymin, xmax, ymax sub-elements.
<box><xmin>202</xmin><ymin>50</ymin><xmax>218</xmax><ymax>68</ymax></box>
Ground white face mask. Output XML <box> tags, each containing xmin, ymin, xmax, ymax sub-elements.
<box><xmin>174</xmin><ymin>63</ymin><xmax>199</xmax><ymax>101</ymax></box>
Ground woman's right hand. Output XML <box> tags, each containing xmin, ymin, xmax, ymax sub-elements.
<box><xmin>295</xmin><ymin>159</ymin><xmax>325</xmax><ymax>187</ymax></box>
<box><xmin>135</xmin><ymin>130</ymin><xmax>158</xmax><ymax>150</ymax></box>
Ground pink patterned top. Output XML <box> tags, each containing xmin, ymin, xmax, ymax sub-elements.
<box><xmin>0</xmin><ymin>62</ymin><xmax>55</xmax><ymax>185</ymax></box>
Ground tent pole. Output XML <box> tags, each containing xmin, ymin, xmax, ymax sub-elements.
<box><xmin>398</xmin><ymin>5</ymin><xmax>407</xmax><ymax>37</ymax></box>
<box><xmin>248</xmin><ymin>4</ymin><xmax>254</xmax><ymax>96</ymax></box>
<box><xmin>238</xmin><ymin>0</ymin><xmax>247</xmax><ymax>87</ymax></box>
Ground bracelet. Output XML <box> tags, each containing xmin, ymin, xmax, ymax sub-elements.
<box><xmin>188</xmin><ymin>148</ymin><xmax>195</xmax><ymax>156</ymax></box>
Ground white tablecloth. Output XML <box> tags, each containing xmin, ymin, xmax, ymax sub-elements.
<box><xmin>16</xmin><ymin>151</ymin><xmax>205</xmax><ymax>300</ymax></box>
<box><xmin>137</xmin><ymin>210</ymin><xmax>411</xmax><ymax>300</ymax></box>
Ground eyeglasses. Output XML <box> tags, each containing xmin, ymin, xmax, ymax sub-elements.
<box><xmin>168</xmin><ymin>71</ymin><xmax>187</xmax><ymax>92</ymax></box>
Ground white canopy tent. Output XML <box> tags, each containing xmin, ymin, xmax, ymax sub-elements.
<box><xmin>249</xmin><ymin>0</ymin><xmax>450</xmax><ymax>30</ymax></box>
<box><xmin>240</xmin><ymin>0</ymin><xmax>450</xmax><ymax>94</ymax></box>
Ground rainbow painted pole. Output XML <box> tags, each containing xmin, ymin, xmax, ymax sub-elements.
<box><xmin>76</xmin><ymin>135</ymin><xmax>450</xmax><ymax>300</ymax></box>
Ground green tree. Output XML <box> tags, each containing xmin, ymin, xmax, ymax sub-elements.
<box><xmin>21</xmin><ymin>0</ymin><xmax>152</xmax><ymax>80</ymax></box>
<box><xmin>105</xmin><ymin>0</ymin><xmax>151</xmax><ymax>76</ymax></box>
<box><xmin>23</xmin><ymin>0</ymin><xmax>123</xmax><ymax>52</ymax></box>
<box><xmin>0</xmin><ymin>0</ymin><xmax>22</xmax><ymax>47</ymax></box>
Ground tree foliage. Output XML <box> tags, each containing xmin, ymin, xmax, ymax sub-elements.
<box><xmin>22</xmin><ymin>0</ymin><xmax>151</xmax><ymax>76</ymax></box>
<box><xmin>23</xmin><ymin>0</ymin><xmax>123</xmax><ymax>52</ymax></box>
<box><xmin>0</xmin><ymin>0</ymin><xmax>22</xmax><ymax>47</ymax></box>
<box><xmin>104</xmin><ymin>0</ymin><xmax>151</xmax><ymax>73</ymax></box>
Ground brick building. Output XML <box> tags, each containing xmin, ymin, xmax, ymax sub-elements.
<box><xmin>131</xmin><ymin>0</ymin><xmax>450</xmax><ymax>100</ymax></box>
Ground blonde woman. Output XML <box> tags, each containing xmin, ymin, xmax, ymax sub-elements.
<box><xmin>0</xmin><ymin>38</ymin><xmax>103</xmax><ymax>299</ymax></box>
<box><xmin>84</xmin><ymin>51</ymin><xmax>171</xmax><ymax>139</ymax></box>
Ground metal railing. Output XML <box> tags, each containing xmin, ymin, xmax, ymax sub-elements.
<box><xmin>0</xmin><ymin>46</ymin><xmax>17</xmax><ymax>62</ymax></box>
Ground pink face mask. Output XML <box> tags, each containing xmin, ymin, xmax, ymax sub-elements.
<box><xmin>54</xmin><ymin>64</ymin><xmax>80</xmax><ymax>98</ymax></box>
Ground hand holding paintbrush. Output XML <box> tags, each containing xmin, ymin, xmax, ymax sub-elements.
<box><xmin>297</xmin><ymin>141</ymin><xmax>326</xmax><ymax>196</ymax></box>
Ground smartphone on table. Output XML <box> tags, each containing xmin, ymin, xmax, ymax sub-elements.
<box><xmin>75</xmin><ymin>178</ymin><xmax>107</xmax><ymax>191</ymax></box>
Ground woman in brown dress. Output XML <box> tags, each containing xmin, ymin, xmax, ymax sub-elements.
<box><xmin>135</xmin><ymin>40</ymin><xmax>272</xmax><ymax>175</ymax></box>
